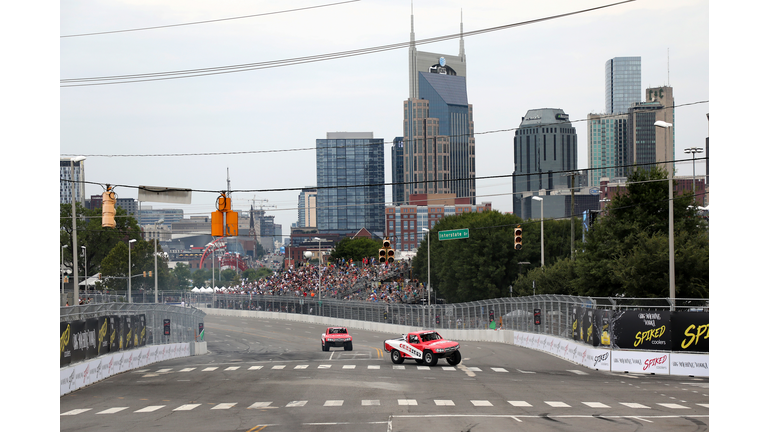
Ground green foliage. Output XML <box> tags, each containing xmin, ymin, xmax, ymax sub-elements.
<box><xmin>511</xmin><ymin>258</ymin><xmax>578</xmax><ymax>296</ymax></box>
<box><xmin>242</xmin><ymin>268</ymin><xmax>258</xmax><ymax>282</ymax></box>
<box><xmin>171</xmin><ymin>263</ymin><xmax>192</xmax><ymax>290</ymax></box>
<box><xmin>255</xmin><ymin>267</ymin><xmax>274</xmax><ymax>280</ymax></box>
<box><xmin>192</xmin><ymin>269</ymin><xmax>210</xmax><ymax>288</ymax></box>
<box><xmin>573</xmin><ymin>167</ymin><xmax>708</xmax><ymax>298</ymax></box>
<box><xmin>329</xmin><ymin>237</ymin><xmax>382</xmax><ymax>262</ymax></box>
<box><xmin>99</xmin><ymin>238</ymin><xmax>170</xmax><ymax>291</ymax></box>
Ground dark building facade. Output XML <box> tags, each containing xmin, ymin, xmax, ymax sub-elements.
<box><xmin>391</xmin><ymin>137</ymin><xmax>405</xmax><ymax>206</ymax></box>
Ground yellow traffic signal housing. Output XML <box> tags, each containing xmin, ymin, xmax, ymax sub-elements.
<box><xmin>379</xmin><ymin>248</ymin><xmax>387</xmax><ymax>263</ymax></box>
<box><xmin>211</xmin><ymin>193</ymin><xmax>238</xmax><ymax>237</ymax></box>
<box><xmin>102</xmin><ymin>187</ymin><xmax>116</xmax><ymax>228</ymax></box>
<box><xmin>383</xmin><ymin>238</ymin><xmax>391</xmax><ymax>249</ymax></box>
<box><xmin>514</xmin><ymin>225</ymin><xmax>523</xmax><ymax>250</ymax></box>
<box><xmin>148</xmin><ymin>271</ymin><xmax>153</xmax><ymax>277</ymax></box>
<box><xmin>387</xmin><ymin>248</ymin><xmax>395</xmax><ymax>264</ymax></box>
<box><xmin>143</xmin><ymin>271</ymin><xmax>147</xmax><ymax>277</ymax></box>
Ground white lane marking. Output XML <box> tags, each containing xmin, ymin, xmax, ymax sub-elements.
<box><xmin>286</xmin><ymin>401</ymin><xmax>307</xmax><ymax>408</ymax></box>
<box><xmin>491</xmin><ymin>368</ymin><xmax>508</xmax><ymax>373</ymax></box>
<box><xmin>362</xmin><ymin>400</ymin><xmax>380</xmax><ymax>406</ymax></box>
<box><xmin>416</xmin><ymin>366</ymin><xmax>430</xmax><ymax>371</ymax></box>
<box><xmin>61</xmin><ymin>409</ymin><xmax>92</xmax><ymax>416</ymax></box>
<box><xmin>583</xmin><ymin>402</ymin><xmax>610</xmax><ymax>408</ymax></box>
<box><xmin>224</xmin><ymin>367</ymin><xmax>240</xmax><ymax>371</ymax></box>
<box><xmin>342</xmin><ymin>365</ymin><xmax>356</xmax><ymax>369</ymax></box>
<box><xmin>398</xmin><ymin>399</ymin><xmax>417</xmax><ymax>406</ymax></box>
<box><xmin>658</xmin><ymin>403</ymin><xmax>690</xmax><ymax>409</ymax></box>
<box><xmin>368</xmin><ymin>365</ymin><xmax>380</xmax><ymax>370</ymax></box>
<box><xmin>179</xmin><ymin>368</ymin><xmax>196</xmax><ymax>372</ymax></box>
<box><xmin>211</xmin><ymin>403</ymin><xmax>237</xmax><ymax>410</ymax></box>
<box><xmin>156</xmin><ymin>368</ymin><xmax>172</xmax><ymax>373</ymax></box>
<box><xmin>272</xmin><ymin>365</ymin><xmax>285</xmax><ymax>370</ymax></box>
<box><xmin>248</xmin><ymin>366</ymin><xmax>263</xmax><ymax>370</ymax></box>
<box><xmin>393</xmin><ymin>365</ymin><xmax>405</xmax><ymax>370</ymax></box>
<box><xmin>97</xmin><ymin>407</ymin><xmax>128</xmax><ymax>414</ymax></box>
<box><xmin>466</xmin><ymin>367</ymin><xmax>482</xmax><ymax>372</ymax></box>
<box><xmin>442</xmin><ymin>366</ymin><xmax>456</xmax><ymax>371</ymax></box>
<box><xmin>435</xmin><ymin>400</ymin><xmax>455</xmax><ymax>406</ymax></box>
<box><xmin>620</xmin><ymin>402</ymin><xmax>650</xmax><ymax>409</ymax></box>
<box><xmin>173</xmin><ymin>404</ymin><xmax>201</xmax><ymax>411</ymax></box>
<box><xmin>471</xmin><ymin>400</ymin><xmax>493</xmax><ymax>407</ymax></box>
<box><xmin>318</xmin><ymin>364</ymin><xmax>332</xmax><ymax>369</ymax></box>
<box><xmin>516</xmin><ymin>369</ymin><xmax>536</xmax><ymax>374</ymax></box>
<box><xmin>568</xmin><ymin>369</ymin><xmax>589</xmax><ymax>375</ymax></box>
<box><xmin>247</xmin><ymin>402</ymin><xmax>273</xmax><ymax>409</ymax></box>
<box><xmin>295</xmin><ymin>365</ymin><xmax>309</xmax><ymax>369</ymax></box>
<box><xmin>508</xmin><ymin>401</ymin><xmax>532</xmax><ymax>407</ymax></box>
<box><xmin>202</xmin><ymin>367</ymin><xmax>218</xmax><ymax>372</ymax></box>
<box><xmin>324</xmin><ymin>400</ymin><xmax>344</xmax><ymax>406</ymax></box>
<box><xmin>697</xmin><ymin>403</ymin><xmax>709</xmax><ymax>408</ymax></box>
<box><xmin>545</xmin><ymin>401</ymin><xmax>571</xmax><ymax>407</ymax></box>
<box><xmin>457</xmin><ymin>364</ymin><xmax>476</xmax><ymax>377</ymax></box>
<box><xmin>134</xmin><ymin>406</ymin><xmax>165</xmax><ymax>413</ymax></box>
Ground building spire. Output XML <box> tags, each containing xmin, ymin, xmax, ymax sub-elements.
<box><xmin>459</xmin><ymin>9</ymin><xmax>465</xmax><ymax>61</ymax></box>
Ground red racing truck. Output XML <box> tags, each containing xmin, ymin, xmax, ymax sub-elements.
<box><xmin>321</xmin><ymin>327</ymin><xmax>353</xmax><ymax>351</ymax></box>
<box><xmin>384</xmin><ymin>330</ymin><xmax>461</xmax><ymax>366</ymax></box>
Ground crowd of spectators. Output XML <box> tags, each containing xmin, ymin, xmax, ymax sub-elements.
<box><xmin>210</xmin><ymin>258</ymin><xmax>426</xmax><ymax>304</ymax></box>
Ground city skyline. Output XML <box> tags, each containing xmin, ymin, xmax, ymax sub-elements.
<box><xmin>58</xmin><ymin>1</ymin><xmax>709</xmax><ymax>240</ymax></box>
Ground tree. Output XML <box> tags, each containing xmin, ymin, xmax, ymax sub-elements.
<box><xmin>60</xmin><ymin>202</ymin><xmax>142</xmax><ymax>283</ymax></box>
<box><xmin>574</xmin><ymin>166</ymin><xmax>708</xmax><ymax>298</ymax></box>
<box><xmin>242</xmin><ymin>268</ymin><xmax>258</xmax><ymax>283</ymax></box>
<box><xmin>330</xmin><ymin>237</ymin><xmax>382</xmax><ymax>262</ymax></box>
<box><xmin>171</xmin><ymin>263</ymin><xmax>192</xmax><ymax>290</ymax></box>
<box><xmin>192</xmin><ymin>269</ymin><xmax>209</xmax><ymax>288</ymax></box>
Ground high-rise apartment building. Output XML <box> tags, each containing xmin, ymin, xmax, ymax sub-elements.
<box><xmin>587</xmin><ymin>113</ymin><xmax>629</xmax><ymax>186</ymax></box>
<box><xmin>316</xmin><ymin>132</ymin><xmax>385</xmax><ymax>235</ymax></box>
<box><xmin>60</xmin><ymin>158</ymin><xmax>86</xmax><ymax>205</ymax></box>
<box><xmin>605</xmin><ymin>57</ymin><xmax>642</xmax><ymax>114</ymax></box>
<box><xmin>512</xmin><ymin>109</ymin><xmax>580</xmax><ymax>218</ymax></box>
<box><xmin>628</xmin><ymin>86</ymin><xmax>675</xmax><ymax>174</ymax></box>
<box><xmin>297</xmin><ymin>188</ymin><xmax>317</xmax><ymax>228</ymax></box>
<box><xmin>391</xmin><ymin>137</ymin><xmax>405</xmax><ymax>206</ymax></box>
<box><xmin>401</xmin><ymin>11</ymin><xmax>475</xmax><ymax>204</ymax></box>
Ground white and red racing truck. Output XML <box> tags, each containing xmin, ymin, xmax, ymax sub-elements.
<box><xmin>383</xmin><ymin>330</ymin><xmax>461</xmax><ymax>366</ymax></box>
<box><xmin>321</xmin><ymin>327</ymin><xmax>353</xmax><ymax>351</ymax></box>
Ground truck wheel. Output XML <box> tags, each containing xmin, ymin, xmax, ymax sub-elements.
<box><xmin>322</xmin><ymin>341</ymin><xmax>328</xmax><ymax>352</ymax></box>
<box><xmin>344</xmin><ymin>342</ymin><xmax>353</xmax><ymax>351</ymax></box>
<box><xmin>424</xmin><ymin>351</ymin><xmax>438</xmax><ymax>366</ymax></box>
<box><xmin>446</xmin><ymin>350</ymin><xmax>462</xmax><ymax>365</ymax></box>
<box><xmin>391</xmin><ymin>349</ymin><xmax>404</xmax><ymax>364</ymax></box>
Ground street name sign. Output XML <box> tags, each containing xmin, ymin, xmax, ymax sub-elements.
<box><xmin>438</xmin><ymin>228</ymin><xmax>469</xmax><ymax>241</ymax></box>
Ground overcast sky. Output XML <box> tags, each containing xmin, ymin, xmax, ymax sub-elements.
<box><xmin>56</xmin><ymin>0</ymin><xmax>711</xmax><ymax>239</ymax></box>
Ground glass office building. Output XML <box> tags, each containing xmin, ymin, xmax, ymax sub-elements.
<box><xmin>587</xmin><ymin>113</ymin><xmax>628</xmax><ymax>187</ymax></box>
<box><xmin>316</xmin><ymin>132</ymin><xmax>385</xmax><ymax>235</ymax></box>
<box><xmin>605</xmin><ymin>57</ymin><xmax>641</xmax><ymax>115</ymax></box>
<box><xmin>391</xmin><ymin>137</ymin><xmax>405</xmax><ymax>206</ymax></box>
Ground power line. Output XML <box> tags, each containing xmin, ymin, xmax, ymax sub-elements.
<box><xmin>60</xmin><ymin>99</ymin><xmax>707</xmax><ymax>159</ymax></box>
<box><xmin>60</xmin><ymin>1</ymin><xmax>635</xmax><ymax>87</ymax></box>
<box><xmin>60</xmin><ymin>1</ymin><xmax>361</xmax><ymax>38</ymax></box>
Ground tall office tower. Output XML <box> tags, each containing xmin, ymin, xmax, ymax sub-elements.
<box><xmin>60</xmin><ymin>157</ymin><xmax>86</xmax><ymax>205</ymax></box>
<box><xmin>297</xmin><ymin>188</ymin><xmax>317</xmax><ymax>228</ymax></box>
<box><xmin>404</xmin><ymin>10</ymin><xmax>476</xmax><ymax>204</ymax></box>
<box><xmin>391</xmin><ymin>137</ymin><xmax>405</xmax><ymax>206</ymax></box>
<box><xmin>605</xmin><ymin>57</ymin><xmax>641</xmax><ymax>114</ymax></box>
<box><xmin>628</xmin><ymin>86</ymin><xmax>675</xmax><ymax>174</ymax></box>
<box><xmin>587</xmin><ymin>113</ymin><xmax>629</xmax><ymax>186</ymax></box>
<box><xmin>316</xmin><ymin>132</ymin><xmax>385</xmax><ymax>234</ymax></box>
<box><xmin>512</xmin><ymin>109</ymin><xmax>578</xmax><ymax>216</ymax></box>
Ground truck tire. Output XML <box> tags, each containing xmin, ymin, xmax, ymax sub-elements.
<box><xmin>391</xmin><ymin>349</ymin><xmax>404</xmax><ymax>364</ymax></box>
<box><xmin>322</xmin><ymin>341</ymin><xmax>328</xmax><ymax>352</ymax></box>
<box><xmin>423</xmin><ymin>350</ymin><xmax>438</xmax><ymax>366</ymax></box>
<box><xmin>446</xmin><ymin>350</ymin><xmax>462</xmax><ymax>366</ymax></box>
<box><xmin>344</xmin><ymin>342</ymin><xmax>353</xmax><ymax>351</ymax></box>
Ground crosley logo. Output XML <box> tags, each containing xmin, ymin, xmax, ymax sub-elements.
<box><xmin>582</xmin><ymin>350</ymin><xmax>588</xmax><ymax>363</ymax></box>
<box><xmin>643</xmin><ymin>355</ymin><xmax>668</xmax><ymax>370</ymax></box>
<box><xmin>83</xmin><ymin>364</ymin><xmax>90</xmax><ymax>383</ymax></box>
<box><xmin>67</xmin><ymin>369</ymin><xmax>75</xmax><ymax>389</ymax></box>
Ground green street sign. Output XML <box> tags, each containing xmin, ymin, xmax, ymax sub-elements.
<box><xmin>438</xmin><ymin>228</ymin><xmax>469</xmax><ymax>241</ymax></box>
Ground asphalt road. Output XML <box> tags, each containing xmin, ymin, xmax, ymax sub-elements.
<box><xmin>60</xmin><ymin>314</ymin><xmax>709</xmax><ymax>431</ymax></box>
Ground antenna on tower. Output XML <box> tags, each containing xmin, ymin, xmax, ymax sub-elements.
<box><xmin>667</xmin><ymin>48</ymin><xmax>670</xmax><ymax>86</ymax></box>
<box><xmin>226</xmin><ymin>168</ymin><xmax>231</xmax><ymax>196</ymax></box>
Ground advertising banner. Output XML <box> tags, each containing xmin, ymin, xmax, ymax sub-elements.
<box><xmin>671</xmin><ymin>311</ymin><xmax>709</xmax><ymax>353</ymax></box>
<box><xmin>122</xmin><ymin>315</ymin><xmax>133</xmax><ymax>351</ymax></box>
<box><xmin>570</xmin><ymin>306</ymin><xmax>579</xmax><ymax>340</ymax></box>
<box><xmin>96</xmin><ymin>316</ymin><xmax>109</xmax><ymax>356</ymax></box>
<box><xmin>137</xmin><ymin>314</ymin><xmax>147</xmax><ymax>347</ymax></box>
<box><xmin>108</xmin><ymin>315</ymin><xmax>121</xmax><ymax>352</ymax></box>
<box><xmin>611</xmin><ymin>310</ymin><xmax>671</xmax><ymax>351</ymax></box>
<box><xmin>611</xmin><ymin>350</ymin><xmax>670</xmax><ymax>374</ymax></box>
<box><xmin>84</xmin><ymin>318</ymin><xmax>99</xmax><ymax>360</ymax></box>
<box><xmin>670</xmin><ymin>352</ymin><xmax>709</xmax><ymax>377</ymax></box>
<box><xmin>595</xmin><ymin>309</ymin><xmax>613</xmax><ymax>347</ymax></box>
<box><xmin>69</xmin><ymin>320</ymin><xmax>88</xmax><ymax>364</ymax></box>
<box><xmin>60</xmin><ymin>321</ymin><xmax>73</xmax><ymax>367</ymax></box>
<box><xmin>580</xmin><ymin>308</ymin><xmax>594</xmax><ymax>345</ymax></box>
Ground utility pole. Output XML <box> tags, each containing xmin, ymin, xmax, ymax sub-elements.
<box><xmin>571</xmin><ymin>172</ymin><xmax>575</xmax><ymax>261</ymax></box>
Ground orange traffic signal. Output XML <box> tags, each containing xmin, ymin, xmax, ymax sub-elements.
<box><xmin>514</xmin><ymin>225</ymin><xmax>523</xmax><ymax>250</ymax></box>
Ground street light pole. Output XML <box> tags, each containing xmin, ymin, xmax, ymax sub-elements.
<box><xmin>655</xmin><ymin>120</ymin><xmax>675</xmax><ymax>310</ymax></box>
<box><xmin>81</xmin><ymin>245</ymin><xmax>87</xmax><ymax>298</ymax></box>
<box><xmin>422</xmin><ymin>228</ymin><xmax>431</xmax><ymax>310</ymax></box>
<box><xmin>532</xmin><ymin>196</ymin><xmax>544</xmax><ymax>267</ymax></box>
<box><xmin>61</xmin><ymin>244</ymin><xmax>68</xmax><ymax>296</ymax></box>
<box><xmin>684</xmin><ymin>147</ymin><xmax>704</xmax><ymax>205</ymax></box>
<box><xmin>128</xmin><ymin>239</ymin><xmax>136</xmax><ymax>303</ymax></box>
<box><xmin>69</xmin><ymin>156</ymin><xmax>85</xmax><ymax>304</ymax></box>
<box><xmin>313</xmin><ymin>237</ymin><xmax>322</xmax><ymax>315</ymax></box>
<box><xmin>154</xmin><ymin>219</ymin><xmax>163</xmax><ymax>304</ymax></box>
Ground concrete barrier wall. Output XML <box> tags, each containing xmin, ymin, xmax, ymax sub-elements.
<box><xmin>60</xmin><ymin>341</ymin><xmax>207</xmax><ymax>396</ymax></box>
<box><xmin>205</xmin><ymin>308</ymin><xmax>707</xmax><ymax>377</ymax></box>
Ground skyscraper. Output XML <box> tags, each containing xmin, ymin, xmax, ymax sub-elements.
<box><xmin>297</xmin><ymin>188</ymin><xmax>317</xmax><ymax>228</ymax></box>
<box><xmin>512</xmin><ymin>109</ymin><xmax>579</xmax><ymax>217</ymax></box>
<box><xmin>316</xmin><ymin>132</ymin><xmax>385</xmax><ymax>235</ymax></box>
<box><xmin>587</xmin><ymin>112</ymin><xmax>629</xmax><ymax>187</ymax></box>
<box><xmin>60</xmin><ymin>157</ymin><xmax>86</xmax><ymax>205</ymax></box>
<box><xmin>401</xmin><ymin>10</ymin><xmax>475</xmax><ymax>204</ymax></box>
<box><xmin>391</xmin><ymin>137</ymin><xmax>405</xmax><ymax>206</ymax></box>
<box><xmin>605</xmin><ymin>57</ymin><xmax>642</xmax><ymax>115</ymax></box>
<box><xmin>628</xmin><ymin>86</ymin><xmax>675</xmax><ymax>174</ymax></box>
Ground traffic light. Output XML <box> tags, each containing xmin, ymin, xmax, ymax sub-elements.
<box><xmin>211</xmin><ymin>192</ymin><xmax>239</xmax><ymax>237</ymax></box>
<box><xmin>489</xmin><ymin>310</ymin><xmax>494</xmax><ymax>321</ymax></box>
<box><xmin>148</xmin><ymin>271</ymin><xmax>152</xmax><ymax>277</ymax></box>
<box><xmin>387</xmin><ymin>248</ymin><xmax>395</xmax><ymax>264</ymax></box>
<box><xmin>102</xmin><ymin>186</ymin><xmax>116</xmax><ymax>228</ymax></box>
<box><xmin>379</xmin><ymin>248</ymin><xmax>387</xmax><ymax>263</ymax></box>
<box><xmin>534</xmin><ymin>309</ymin><xmax>542</xmax><ymax>325</ymax></box>
<box><xmin>380</xmin><ymin>238</ymin><xmax>394</xmax><ymax>264</ymax></box>
<box><xmin>163</xmin><ymin>319</ymin><xmax>171</xmax><ymax>336</ymax></box>
<box><xmin>514</xmin><ymin>225</ymin><xmax>523</xmax><ymax>250</ymax></box>
<box><xmin>143</xmin><ymin>271</ymin><xmax>147</xmax><ymax>277</ymax></box>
